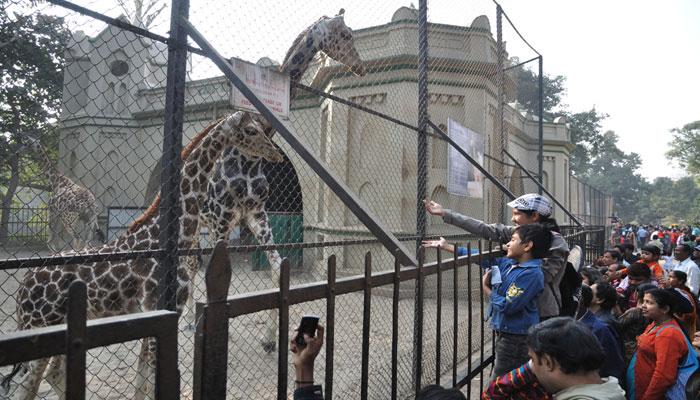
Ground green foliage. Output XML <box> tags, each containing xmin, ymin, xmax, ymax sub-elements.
<box><xmin>0</xmin><ymin>4</ymin><xmax>66</xmax><ymax>187</ymax></box>
<box><xmin>515</xmin><ymin>66</ymin><xmax>566</xmax><ymax>119</ymax></box>
<box><xmin>667</xmin><ymin>120</ymin><xmax>700</xmax><ymax>176</ymax></box>
<box><xmin>0</xmin><ymin>2</ymin><xmax>67</xmax><ymax>241</ymax></box>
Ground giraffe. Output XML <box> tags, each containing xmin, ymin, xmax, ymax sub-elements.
<box><xmin>23</xmin><ymin>137</ymin><xmax>105</xmax><ymax>252</ymax></box>
<box><xmin>1</xmin><ymin>111</ymin><xmax>273</xmax><ymax>400</ymax></box>
<box><xmin>196</xmin><ymin>9</ymin><xmax>366</xmax><ymax>351</ymax></box>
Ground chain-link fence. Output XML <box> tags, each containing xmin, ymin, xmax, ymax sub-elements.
<box><xmin>0</xmin><ymin>0</ymin><xmax>611</xmax><ymax>398</ymax></box>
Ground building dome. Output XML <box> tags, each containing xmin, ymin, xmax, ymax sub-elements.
<box><xmin>392</xmin><ymin>6</ymin><xmax>418</xmax><ymax>22</ymax></box>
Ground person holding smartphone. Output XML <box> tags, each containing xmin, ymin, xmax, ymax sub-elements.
<box><xmin>291</xmin><ymin>317</ymin><xmax>325</xmax><ymax>400</ymax></box>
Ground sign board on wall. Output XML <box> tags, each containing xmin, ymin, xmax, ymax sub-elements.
<box><xmin>229</xmin><ymin>57</ymin><xmax>290</xmax><ymax>119</ymax></box>
<box><xmin>447</xmin><ymin>118</ymin><xmax>484</xmax><ymax>198</ymax></box>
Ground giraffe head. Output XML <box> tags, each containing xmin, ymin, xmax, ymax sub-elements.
<box><xmin>232</xmin><ymin>112</ymin><xmax>283</xmax><ymax>163</ymax></box>
<box><xmin>317</xmin><ymin>9</ymin><xmax>366</xmax><ymax>77</ymax></box>
<box><xmin>282</xmin><ymin>9</ymin><xmax>366</xmax><ymax>86</ymax></box>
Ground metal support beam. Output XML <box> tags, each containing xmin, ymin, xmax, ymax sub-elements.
<box><xmin>180</xmin><ymin>18</ymin><xmax>417</xmax><ymax>267</ymax></box>
<box><xmin>503</xmin><ymin>150</ymin><xmax>583</xmax><ymax>227</ymax></box>
<box><xmin>427</xmin><ymin>120</ymin><xmax>515</xmax><ymax>200</ymax></box>
<box><xmin>157</xmin><ymin>0</ymin><xmax>189</xmax><ymax>311</ymax></box>
<box><xmin>416</xmin><ymin>0</ymin><xmax>429</xmax><ymax>250</ymax></box>
<box><xmin>538</xmin><ymin>56</ymin><xmax>544</xmax><ymax>194</ymax></box>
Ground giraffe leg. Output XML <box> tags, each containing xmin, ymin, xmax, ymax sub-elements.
<box><xmin>59</xmin><ymin>212</ymin><xmax>81</xmax><ymax>251</ymax></box>
<box><xmin>44</xmin><ymin>356</ymin><xmax>66</xmax><ymax>400</ymax></box>
<box><xmin>245</xmin><ymin>211</ymin><xmax>282</xmax><ymax>353</ymax></box>
<box><xmin>133</xmin><ymin>338</ymin><xmax>157</xmax><ymax>400</ymax></box>
<box><xmin>7</xmin><ymin>358</ymin><xmax>49</xmax><ymax>400</ymax></box>
<box><xmin>183</xmin><ymin>254</ymin><xmax>199</xmax><ymax>331</ymax></box>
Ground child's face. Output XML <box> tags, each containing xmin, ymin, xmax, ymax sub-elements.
<box><xmin>640</xmin><ymin>250</ymin><xmax>658</xmax><ymax>262</ymax></box>
<box><xmin>506</xmin><ymin>232</ymin><xmax>530</xmax><ymax>259</ymax></box>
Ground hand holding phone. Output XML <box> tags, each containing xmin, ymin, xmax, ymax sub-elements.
<box><xmin>294</xmin><ymin>315</ymin><xmax>320</xmax><ymax>347</ymax></box>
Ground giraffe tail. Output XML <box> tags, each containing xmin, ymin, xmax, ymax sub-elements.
<box><xmin>0</xmin><ymin>363</ymin><xmax>23</xmax><ymax>392</ymax></box>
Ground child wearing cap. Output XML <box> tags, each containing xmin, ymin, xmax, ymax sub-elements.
<box><xmin>423</xmin><ymin>193</ymin><xmax>569</xmax><ymax>320</ymax></box>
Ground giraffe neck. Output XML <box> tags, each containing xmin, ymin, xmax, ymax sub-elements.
<box><xmin>34</xmin><ymin>145</ymin><xmax>63</xmax><ymax>190</ymax></box>
<box><xmin>281</xmin><ymin>17</ymin><xmax>328</xmax><ymax>97</ymax></box>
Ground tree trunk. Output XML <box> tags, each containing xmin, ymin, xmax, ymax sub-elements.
<box><xmin>0</xmin><ymin>152</ymin><xmax>21</xmax><ymax>243</ymax></box>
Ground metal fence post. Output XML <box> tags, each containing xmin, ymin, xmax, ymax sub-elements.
<box><xmin>495</xmin><ymin>4</ymin><xmax>506</xmax><ymax>223</ymax></box>
<box><xmin>66</xmin><ymin>281</ymin><xmax>87</xmax><ymax>399</ymax></box>
<box><xmin>200</xmin><ymin>241</ymin><xmax>232</xmax><ymax>399</ymax></box>
<box><xmin>157</xmin><ymin>0</ymin><xmax>189</xmax><ymax>311</ymax></box>
<box><xmin>416</xmin><ymin>0</ymin><xmax>429</xmax><ymax>250</ymax></box>
<box><xmin>538</xmin><ymin>55</ymin><xmax>544</xmax><ymax>194</ymax></box>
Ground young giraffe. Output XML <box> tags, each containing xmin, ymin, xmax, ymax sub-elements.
<box><xmin>24</xmin><ymin>137</ymin><xmax>105</xmax><ymax>252</ymax></box>
<box><xmin>2</xmin><ymin>112</ymin><xmax>274</xmax><ymax>400</ymax></box>
<box><xmin>198</xmin><ymin>9</ymin><xmax>366</xmax><ymax>351</ymax></box>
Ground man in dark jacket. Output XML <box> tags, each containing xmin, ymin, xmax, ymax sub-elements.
<box><xmin>424</xmin><ymin>193</ymin><xmax>569</xmax><ymax>320</ymax></box>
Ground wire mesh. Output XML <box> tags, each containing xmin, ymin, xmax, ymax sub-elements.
<box><xmin>0</xmin><ymin>0</ymin><xmax>612</xmax><ymax>398</ymax></box>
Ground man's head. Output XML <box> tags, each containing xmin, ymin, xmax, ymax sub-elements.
<box><xmin>600</xmin><ymin>250</ymin><xmax>621</xmax><ymax>267</ymax></box>
<box><xmin>693</xmin><ymin>244</ymin><xmax>700</xmax><ymax>261</ymax></box>
<box><xmin>640</xmin><ymin>245</ymin><xmax>661</xmax><ymax>263</ymax></box>
<box><xmin>415</xmin><ymin>385</ymin><xmax>466</xmax><ymax>400</ymax></box>
<box><xmin>675</xmin><ymin>243</ymin><xmax>692</xmax><ymax>261</ymax></box>
<box><xmin>591</xmin><ymin>282</ymin><xmax>617</xmax><ymax>313</ymax></box>
<box><xmin>507</xmin><ymin>194</ymin><xmax>552</xmax><ymax>226</ymax></box>
<box><xmin>527</xmin><ymin>317</ymin><xmax>604</xmax><ymax>393</ymax></box>
<box><xmin>507</xmin><ymin>223</ymin><xmax>552</xmax><ymax>261</ymax></box>
<box><xmin>626</xmin><ymin>262</ymin><xmax>652</xmax><ymax>287</ymax></box>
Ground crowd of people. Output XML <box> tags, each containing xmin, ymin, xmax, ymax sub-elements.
<box><xmin>289</xmin><ymin>193</ymin><xmax>700</xmax><ymax>399</ymax></box>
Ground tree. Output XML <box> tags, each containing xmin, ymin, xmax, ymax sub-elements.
<box><xmin>117</xmin><ymin>0</ymin><xmax>167</xmax><ymax>29</ymax></box>
<box><xmin>0</xmin><ymin>4</ymin><xmax>68</xmax><ymax>242</ymax></box>
<box><xmin>667</xmin><ymin>120</ymin><xmax>700</xmax><ymax>176</ymax></box>
<box><xmin>515</xmin><ymin>66</ymin><xmax>566</xmax><ymax>119</ymax></box>
<box><xmin>563</xmin><ymin>108</ymin><xmax>609</xmax><ymax>177</ymax></box>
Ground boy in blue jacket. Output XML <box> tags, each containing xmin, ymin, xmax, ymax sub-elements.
<box><xmin>483</xmin><ymin>223</ymin><xmax>551</xmax><ymax>379</ymax></box>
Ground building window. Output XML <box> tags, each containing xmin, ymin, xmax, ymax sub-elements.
<box><xmin>110</xmin><ymin>60</ymin><xmax>129</xmax><ymax>77</ymax></box>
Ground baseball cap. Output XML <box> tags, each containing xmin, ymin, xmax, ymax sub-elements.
<box><xmin>506</xmin><ymin>193</ymin><xmax>552</xmax><ymax>217</ymax></box>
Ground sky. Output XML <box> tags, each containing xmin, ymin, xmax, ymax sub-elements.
<box><xmin>41</xmin><ymin>0</ymin><xmax>700</xmax><ymax>180</ymax></box>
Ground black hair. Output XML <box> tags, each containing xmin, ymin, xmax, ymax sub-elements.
<box><xmin>624</xmin><ymin>243</ymin><xmax>635</xmax><ymax>252</ymax></box>
<box><xmin>581</xmin><ymin>267</ymin><xmax>602</xmax><ymax>285</ymax></box>
<box><xmin>644</xmin><ymin>288</ymin><xmax>692</xmax><ymax>340</ymax></box>
<box><xmin>635</xmin><ymin>282</ymin><xmax>656</xmax><ymax>300</ymax></box>
<box><xmin>416</xmin><ymin>385</ymin><xmax>466</xmax><ymax>400</ymax></box>
<box><xmin>527</xmin><ymin>317</ymin><xmax>604</xmax><ymax>375</ymax></box>
<box><xmin>592</xmin><ymin>282</ymin><xmax>618</xmax><ymax>311</ymax></box>
<box><xmin>677</xmin><ymin>243</ymin><xmax>693</xmax><ymax>255</ymax></box>
<box><xmin>641</xmin><ymin>244</ymin><xmax>661</xmax><ymax>257</ymax></box>
<box><xmin>520</xmin><ymin>209</ymin><xmax>561</xmax><ymax>233</ymax></box>
<box><xmin>579</xmin><ymin>284</ymin><xmax>593</xmax><ymax>309</ymax></box>
<box><xmin>627</xmin><ymin>262</ymin><xmax>651</xmax><ymax>280</ymax></box>
<box><xmin>671</xmin><ymin>270</ymin><xmax>688</xmax><ymax>285</ymax></box>
<box><xmin>604</xmin><ymin>249</ymin><xmax>621</xmax><ymax>261</ymax></box>
<box><xmin>514</xmin><ymin>223</ymin><xmax>553</xmax><ymax>259</ymax></box>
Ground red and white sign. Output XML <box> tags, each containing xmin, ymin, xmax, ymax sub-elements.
<box><xmin>229</xmin><ymin>57</ymin><xmax>290</xmax><ymax>119</ymax></box>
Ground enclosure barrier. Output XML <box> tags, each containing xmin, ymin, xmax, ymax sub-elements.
<box><xmin>193</xmin><ymin>226</ymin><xmax>604</xmax><ymax>400</ymax></box>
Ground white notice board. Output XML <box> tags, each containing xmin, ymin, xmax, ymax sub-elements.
<box><xmin>229</xmin><ymin>57</ymin><xmax>289</xmax><ymax>119</ymax></box>
<box><xmin>447</xmin><ymin>118</ymin><xmax>484</xmax><ymax>198</ymax></box>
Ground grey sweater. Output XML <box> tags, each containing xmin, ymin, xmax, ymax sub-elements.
<box><xmin>443</xmin><ymin>209</ymin><xmax>569</xmax><ymax>318</ymax></box>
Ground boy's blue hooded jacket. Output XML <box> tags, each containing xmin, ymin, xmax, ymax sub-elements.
<box><xmin>490</xmin><ymin>258</ymin><xmax>544</xmax><ymax>334</ymax></box>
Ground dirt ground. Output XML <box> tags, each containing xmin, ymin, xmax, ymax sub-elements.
<box><xmin>0</xmin><ymin>245</ymin><xmax>493</xmax><ymax>399</ymax></box>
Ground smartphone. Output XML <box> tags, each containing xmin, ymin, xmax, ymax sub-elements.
<box><xmin>295</xmin><ymin>315</ymin><xmax>320</xmax><ymax>347</ymax></box>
